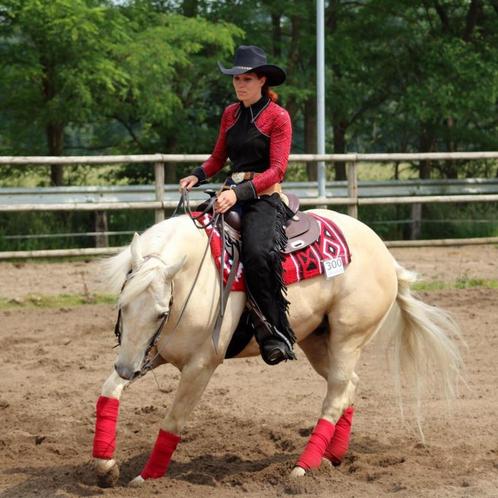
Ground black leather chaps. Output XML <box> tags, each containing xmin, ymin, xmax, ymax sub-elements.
<box><xmin>240</xmin><ymin>193</ymin><xmax>296</xmax><ymax>345</ymax></box>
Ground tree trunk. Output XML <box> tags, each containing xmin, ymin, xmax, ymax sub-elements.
<box><xmin>443</xmin><ymin>116</ymin><xmax>458</xmax><ymax>179</ymax></box>
<box><xmin>46</xmin><ymin>122</ymin><xmax>64</xmax><ymax>186</ymax></box>
<box><xmin>41</xmin><ymin>61</ymin><xmax>65</xmax><ymax>186</ymax></box>
<box><xmin>418</xmin><ymin>128</ymin><xmax>434</xmax><ymax>179</ymax></box>
<box><xmin>182</xmin><ymin>0</ymin><xmax>198</xmax><ymax>17</ymax></box>
<box><xmin>165</xmin><ymin>162</ymin><xmax>176</xmax><ymax>185</ymax></box>
<box><xmin>333</xmin><ymin>121</ymin><xmax>347</xmax><ymax>181</ymax></box>
<box><xmin>271</xmin><ymin>13</ymin><xmax>282</xmax><ymax>57</ymax></box>
<box><xmin>163</xmin><ymin>135</ymin><xmax>178</xmax><ymax>184</ymax></box>
<box><xmin>304</xmin><ymin>99</ymin><xmax>318</xmax><ymax>181</ymax></box>
<box><xmin>463</xmin><ymin>0</ymin><xmax>483</xmax><ymax>41</ymax></box>
<box><xmin>419</xmin><ymin>161</ymin><xmax>431</xmax><ymax>180</ymax></box>
<box><xmin>282</xmin><ymin>14</ymin><xmax>301</xmax><ymax>118</ymax></box>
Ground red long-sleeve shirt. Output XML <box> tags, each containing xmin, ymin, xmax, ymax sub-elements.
<box><xmin>194</xmin><ymin>97</ymin><xmax>292</xmax><ymax>201</ymax></box>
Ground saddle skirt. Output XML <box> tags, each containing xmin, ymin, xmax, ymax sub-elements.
<box><xmin>223</xmin><ymin>193</ymin><xmax>320</xmax><ymax>253</ymax></box>
<box><xmin>195</xmin><ymin>211</ymin><xmax>352</xmax><ymax>292</ymax></box>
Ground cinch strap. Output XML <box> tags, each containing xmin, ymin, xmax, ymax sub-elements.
<box><xmin>93</xmin><ymin>396</ymin><xmax>120</xmax><ymax>459</ymax></box>
<box><xmin>296</xmin><ymin>418</ymin><xmax>335</xmax><ymax>471</ymax></box>
<box><xmin>140</xmin><ymin>429</ymin><xmax>181</xmax><ymax>479</ymax></box>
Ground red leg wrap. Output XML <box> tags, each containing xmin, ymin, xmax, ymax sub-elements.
<box><xmin>324</xmin><ymin>406</ymin><xmax>354</xmax><ymax>464</ymax></box>
<box><xmin>92</xmin><ymin>396</ymin><xmax>120</xmax><ymax>459</ymax></box>
<box><xmin>296</xmin><ymin>418</ymin><xmax>336</xmax><ymax>471</ymax></box>
<box><xmin>140</xmin><ymin>429</ymin><xmax>181</xmax><ymax>480</ymax></box>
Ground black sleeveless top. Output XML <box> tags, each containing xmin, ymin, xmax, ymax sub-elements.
<box><xmin>226</xmin><ymin>96</ymin><xmax>271</xmax><ymax>173</ymax></box>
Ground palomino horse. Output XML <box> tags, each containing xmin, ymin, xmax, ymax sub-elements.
<box><xmin>92</xmin><ymin>208</ymin><xmax>462</xmax><ymax>487</ymax></box>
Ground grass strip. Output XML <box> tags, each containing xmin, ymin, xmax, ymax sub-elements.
<box><xmin>413</xmin><ymin>278</ymin><xmax>498</xmax><ymax>292</ymax></box>
<box><xmin>0</xmin><ymin>293</ymin><xmax>116</xmax><ymax>310</ymax></box>
<box><xmin>1</xmin><ymin>278</ymin><xmax>497</xmax><ymax>310</ymax></box>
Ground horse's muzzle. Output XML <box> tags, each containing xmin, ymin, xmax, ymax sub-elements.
<box><xmin>114</xmin><ymin>362</ymin><xmax>140</xmax><ymax>381</ymax></box>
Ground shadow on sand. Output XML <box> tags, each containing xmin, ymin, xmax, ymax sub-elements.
<box><xmin>0</xmin><ymin>451</ymin><xmax>295</xmax><ymax>497</ymax></box>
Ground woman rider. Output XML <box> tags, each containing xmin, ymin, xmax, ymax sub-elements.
<box><xmin>179</xmin><ymin>45</ymin><xmax>295</xmax><ymax>366</ymax></box>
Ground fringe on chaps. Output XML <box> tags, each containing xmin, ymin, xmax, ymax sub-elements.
<box><xmin>241</xmin><ymin>193</ymin><xmax>295</xmax><ymax>344</ymax></box>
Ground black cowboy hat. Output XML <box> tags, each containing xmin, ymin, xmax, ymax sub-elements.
<box><xmin>218</xmin><ymin>45</ymin><xmax>286</xmax><ymax>87</ymax></box>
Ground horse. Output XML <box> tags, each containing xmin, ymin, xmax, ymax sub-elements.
<box><xmin>92</xmin><ymin>208</ymin><xmax>463</xmax><ymax>487</ymax></box>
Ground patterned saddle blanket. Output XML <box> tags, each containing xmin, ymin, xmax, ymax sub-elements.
<box><xmin>196</xmin><ymin>212</ymin><xmax>352</xmax><ymax>291</ymax></box>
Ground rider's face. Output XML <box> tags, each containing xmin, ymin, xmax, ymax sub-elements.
<box><xmin>232</xmin><ymin>72</ymin><xmax>266</xmax><ymax>106</ymax></box>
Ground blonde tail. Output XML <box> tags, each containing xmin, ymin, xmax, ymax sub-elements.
<box><xmin>389</xmin><ymin>263</ymin><xmax>464</xmax><ymax>438</ymax></box>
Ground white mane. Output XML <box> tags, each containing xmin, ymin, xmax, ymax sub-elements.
<box><xmin>101</xmin><ymin>215</ymin><xmax>194</xmax><ymax>306</ymax></box>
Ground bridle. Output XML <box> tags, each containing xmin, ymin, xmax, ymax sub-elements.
<box><xmin>113</xmin><ymin>254</ymin><xmax>174</xmax><ymax>380</ymax></box>
<box><xmin>112</xmin><ymin>187</ymin><xmax>230</xmax><ymax>380</ymax></box>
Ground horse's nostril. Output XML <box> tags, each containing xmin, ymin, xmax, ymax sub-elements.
<box><xmin>114</xmin><ymin>362</ymin><xmax>134</xmax><ymax>380</ymax></box>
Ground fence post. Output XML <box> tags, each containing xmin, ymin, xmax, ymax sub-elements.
<box><xmin>94</xmin><ymin>211</ymin><xmax>109</xmax><ymax>248</ymax></box>
<box><xmin>154</xmin><ymin>161</ymin><xmax>165</xmax><ymax>223</ymax></box>
<box><xmin>410</xmin><ymin>203</ymin><xmax>422</xmax><ymax>239</ymax></box>
<box><xmin>347</xmin><ymin>161</ymin><xmax>358</xmax><ymax>218</ymax></box>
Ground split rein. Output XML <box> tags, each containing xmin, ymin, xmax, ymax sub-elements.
<box><xmin>113</xmin><ymin>188</ymin><xmax>225</xmax><ymax>381</ymax></box>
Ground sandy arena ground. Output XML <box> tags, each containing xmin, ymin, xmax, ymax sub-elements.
<box><xmin>0</xmin><ymin>245</ymin><xmax>497</xmax><ymax>497</ymax></box>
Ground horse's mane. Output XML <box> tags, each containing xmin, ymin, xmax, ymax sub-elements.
<box><xmin>118</xmin><ymin>257</ymin><xmax>168</xmax><ymax>308</ymax></box>
<box><xmin>101</xmin><ymin>245</ymin><xmax>133</xmax><ymax>296</ymax></box>
<box><xmin>101</xmin><ymin>216</ymin><xmax>193</xmax><ymax>307</ymax></box>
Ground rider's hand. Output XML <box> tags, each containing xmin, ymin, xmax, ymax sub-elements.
<box><xmin>179</xmin><ymin>175</ymin><xmax>199</xmax><ymax>191</ymax></box>
<box><xmin>215</xmin><ymin>189</ymin><xmax>237</xmax><ymax>214</ymax></box>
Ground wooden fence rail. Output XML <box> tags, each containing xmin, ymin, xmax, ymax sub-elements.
<box><xmin>1</xmin><ymin>152</ymin><xmax>498</xmax><ymax>259</ymax></box>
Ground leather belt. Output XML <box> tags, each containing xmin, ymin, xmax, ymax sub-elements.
<box><xmin>259</xmin><ymin>183</ymin><xmax>282</xmax><ymax>196</ymax></box>
<box><xmin>231</xmin><ymin>171</ymin><xmax>258</xmax><ymax>183</ymax></box>
<box><xmin>229</xmin><ymin>171</ymin><xmax>282</xmax><ymax>198</ymax></box>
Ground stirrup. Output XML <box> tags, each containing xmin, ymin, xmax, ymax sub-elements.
<box><xmin>260</xmin><ymin>338</ymin><xmax>296</xmax><ymax>366</ymax></box>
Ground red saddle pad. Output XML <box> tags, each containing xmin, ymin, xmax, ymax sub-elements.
<box><xmin>195</xmin><ymin>212</ymin><xmax>351</xmax><ymax>292</ymax></box>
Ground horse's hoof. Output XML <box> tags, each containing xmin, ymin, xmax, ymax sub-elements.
<box><xmin>95</xmin><ymin>458</ymin><xmax>119</xmax><ymax>488</ymax></box>
<box><xmin>290</xmin><ymin>466</ymin><xmax>306</xmax><ymax>478</ymax></box>
<box><xmin>129</xmin><ymin>475</ymin><xmax>145</xmax><ymax>487</ymax></box>
<box><xmin>321</xmin><ymin>457</ymin><xmax>333</xmax><ymax>468</ymax></box>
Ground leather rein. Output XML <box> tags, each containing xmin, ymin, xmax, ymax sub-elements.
<box><xmin>113</xmin><ymin>188</ymin><xmax>230</xmax><ymax>380</ymax></box>
<box><xmin>113</xmin><ymin>254</ymin><xmax>173</xmax><ymax>381</ymax></box>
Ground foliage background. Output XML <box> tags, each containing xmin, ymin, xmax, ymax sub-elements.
<box><xmin>0</xmin><ymin>0</ymin><xmax>497</xmax><ymax>248</ymax></box>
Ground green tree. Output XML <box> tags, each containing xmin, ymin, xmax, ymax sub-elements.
<box><xmin>349</xmin><ymin>0</ymin><xmax>498</xmax><ymax>179</ymax></box>
<box><xmin>0</xmin><ymin>0</ymin><xmax>131</xmax><ymax>184</ymax></box>
<box><xmin>1</xmin><ymin>0</ymin><xmax>497</xmax><ymax>186</ymax></box>
<box><xmin>107</xmin><ymin>0</ymin><xmax>241</xmax><ymax>183</ymax></box>
<box><xmin>0</xmin><ymin>0</ymin><xmax>240</xmax><ymax>185</ymax></box>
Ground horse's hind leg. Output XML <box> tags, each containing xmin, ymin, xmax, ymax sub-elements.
<box><xmin>298</xmin><ymin>323</ymin><xmax>330</xmax><ymax>379</ymax></box>
<box><xmin>298</xmin><ymin>326</ymin><xmax>359</xmax><ymax>469</ymax></box>
<box><xmin>291</xmin><ymin>296</ymin><xmax>389</xmax><ymax>476</ymax></box>
<box><xmin>93</xmin><ymin>370</ymin><xmax>129</xmax><ymax>487</ymax></box>
<box><xmin>299</xmin><ymin>329</ymin><xmax>359</xmax><ymax>413</ymax></box>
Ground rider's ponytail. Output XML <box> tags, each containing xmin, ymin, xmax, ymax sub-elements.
<box><xmin>257</xmin><ymin>71</ymin><xmax>279</xmax><ymax>102</ymax></box>
<box><xmin>265</xmin><ymin>87</ymin><xmax>279</xmax><ymax>102</ymax></box>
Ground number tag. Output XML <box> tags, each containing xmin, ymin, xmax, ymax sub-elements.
<box><xmin>323</xmin><ymin>257</ymin><xmax>345</xmax><ymax>279</ymax></box>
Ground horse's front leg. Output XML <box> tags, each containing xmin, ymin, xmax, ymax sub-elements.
<box><xmin>93</xmin><ymin>369</ymin><xmax>129</xmax><ymax>487</ymax></box>
<box><xmin>129</xmin><ymin>352</ymin><xmax>219</xmax><ymax>486</ymax></box>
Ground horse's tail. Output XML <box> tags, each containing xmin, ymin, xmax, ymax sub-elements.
<box><xmin>388</xmin><ymin>262</ymin><xmax>464</xmax><ymax>437</ymax></box>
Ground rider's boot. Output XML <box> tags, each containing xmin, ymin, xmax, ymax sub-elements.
<box><xmin>251</xmin><ymin>312</ymin><xmax>296</xmax><ymax>365</ymax></box>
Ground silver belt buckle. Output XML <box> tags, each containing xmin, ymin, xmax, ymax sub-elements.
<box><xmin>232</xmin><ymin>172</ymin><xmax>245</xmax><ymax>184</ymax></box>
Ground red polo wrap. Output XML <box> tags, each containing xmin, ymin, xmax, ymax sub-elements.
<box><xmin>140</xmin><ymin>429</ymin><xmax>181</xmax><ymax>479</ymax></box>
<box><xmin>92</xmin><ymin>396</ymin><xmax>119</xmax><ymax>459</ymax></box>
<box><xmin>324</xmin><ymin>406</ymin><xmax>354</xmax><ymax>464</ymax></box>
<box><xmin>296</xmin><ymin>418</ymin><xmax>336</xmax><ymax>471</ymax></box>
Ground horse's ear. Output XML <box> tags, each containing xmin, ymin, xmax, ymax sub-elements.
<box><xmin>165</xmin><ymin>255</ymin><xmax>186</xmax><ymax>278</ymax></box>
<box><xmin>130</xmin><ymin>233</ymin><xmax>144</xmax><ymax>271</ymax></box>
